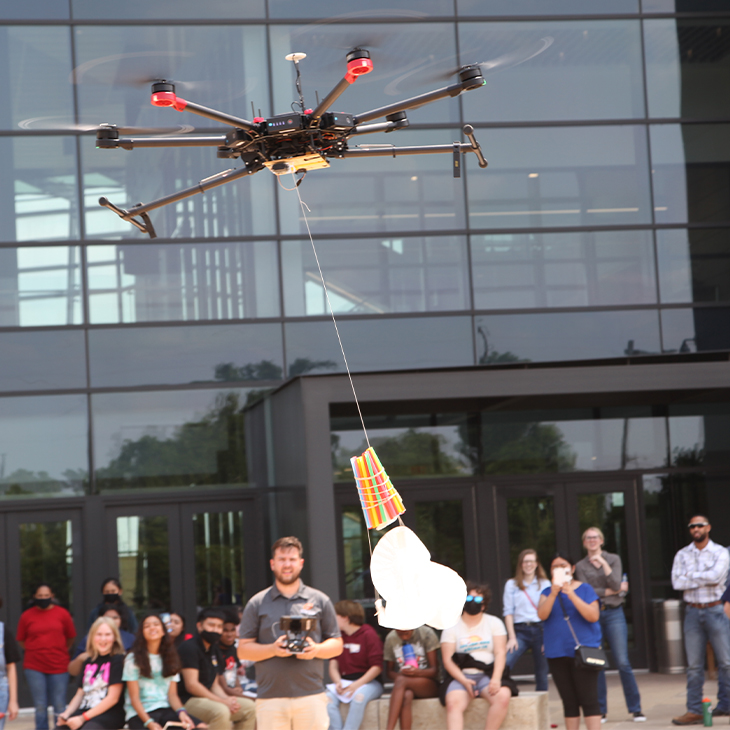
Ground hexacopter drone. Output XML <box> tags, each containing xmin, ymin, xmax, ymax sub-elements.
<box><xmin>97</xmin><ymin>48</ymin><xmax>489</xmax><ymax>238</ymax></box>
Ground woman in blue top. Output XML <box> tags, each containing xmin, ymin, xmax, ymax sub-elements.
<box><xmin>537</xmin><ymin>552</ymin><xmax>602</xmax><ymax>730</ymax></box>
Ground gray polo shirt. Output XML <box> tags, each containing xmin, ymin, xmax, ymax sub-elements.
<box><xmin>239</xmin><ymin>580</ymin><xmax>341</xmax><ymax>699</ymax></box>
<box><xmin>575</xmin><ymin>551</ymin><xmax>623</xmax><ymax>608</ymax></box>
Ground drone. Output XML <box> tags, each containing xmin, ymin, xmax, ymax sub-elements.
<box><xmin>96</xmin><ymin>49</ymin><xmax>489</xmax><ymax>238</ymax></box>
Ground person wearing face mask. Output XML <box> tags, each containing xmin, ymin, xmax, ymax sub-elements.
<box><xmin>69</xmin><ymin>607</ymin><xmax>136</xmax><ymax>677</ymax></box>
<box><xmin>17</xmin><ymin>583</ymin><xmax>77</xmax><ymax>730</ymax></box>
<box><xmin>178</xmin><ymin>608</ymin><xmax>255</xmax><ymax>730</ymax></box>
<box><xmin>537</xmin><ymin>553</ymin><xmax>601</xmax><ymax>730</ymax></box>
<box><xmin>441</xmin><ymin>582</ymin><xmax>514</xmax><ymax>730</ymax></box>
<box><xmin>86</xmin><ymin>578</ymin><xmax>138</xmax><ymax>633</ymax></box>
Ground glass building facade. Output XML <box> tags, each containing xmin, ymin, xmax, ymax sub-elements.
<box><xmin>1</xmin><ymin>0</ymin><xmax>730</xmax><ymax>676</ymax></box>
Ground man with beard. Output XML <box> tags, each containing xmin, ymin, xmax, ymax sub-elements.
<box><xmin>238</xmin><ymin>536</ymin><xmax>343</xmax><ymax>730</ymax></box>
<box><xmin>671</xmin><ymin>516</ymin><xmax>730</xmax><ymax>725</ymax></box>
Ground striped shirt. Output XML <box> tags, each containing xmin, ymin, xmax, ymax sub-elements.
<box><xmin>672</xmin><ymin>539</ymin><xmax>730</xmax><ymax>604</ymax></box>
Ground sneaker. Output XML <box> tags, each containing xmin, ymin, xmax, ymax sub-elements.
<box><xmin>633</xmin><ymin>713</ymin><xmax>647</xmax><ymax>722</ymax></box>
<box><xmin>601</xmin><ymin>716</ymin><xmax>607</xmax><ymax>724</ymax></box>
<box><xmin>672</xmin><ymin>712</ymin><xmax>703</xmax><ymax>725</ymax></box>
<box><xmin>713</xmin><ymin>708</ymin><xmax>730</xmax><ymax>718</ymax></box>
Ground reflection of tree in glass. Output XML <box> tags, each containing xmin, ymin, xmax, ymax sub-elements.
<box><xmin>0</xmin><ymin>468</ymin><xmax>86</xmax><ymax>497</ymax></box>
<box><xmin>126</xmin><ymin>517</ymin><xmax>170</xmax><ymax>615</ymax></box>
<box><xmin>20</xmin><ymin>522</ymin><xmax>72</xmax><ymax>611</ymax></box>
<box><xmin>96</xmin><ymin>391</ymin><xmax>257</xmax><ymax>490</ymax></box>
<box><xmin>483</xmin><ymin>421</ymin><xmax>576</xmax><ymax>474</ymax></box>
<box><xmin>506</xmin><ymin>496</ymin><xmax>556</xmax><ymax>575</ymax></box>
<box><xmin>477</xmin><ymin>326</ymin><xmax>527</xmax><ymax>365</ymax></box>
<box><xmin>215</xmin><ymin>360</ymin><xmax>283</xmax><ymax>381</ymax></box>
<box><xmin>672</xmin><ymin>445</ymin><xmax>704</xmax><ymax>467</ymax></box>
<box><xmin>415</xmin><ymin>501</ymin><xmax>466</xmax><ymax>577</ymax></box>
<box><xmin>333</xmin><ymin>429</ymin><xmax>469</xmax><ymax>481</ymax></box>
<box><xmin>288</xmin><ymin>357</ymin><xmax>337</xmax><ymax>377</ymax></box>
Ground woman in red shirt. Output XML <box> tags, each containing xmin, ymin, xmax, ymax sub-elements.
<box><xmin>326</xmin><ymin>600</ymin><xmax>384</xmax><ymax>730</ymax></box>
<box><xmin>16</xmin><ymin>583</ymin><xmax>76</xmax><ymax>730</ymax></box>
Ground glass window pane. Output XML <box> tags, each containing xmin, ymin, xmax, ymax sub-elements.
<box><xmin>277</xmin><ymin>128</ymin><xmax>467</xmax><ymax>236</ymax></box>
<box><xmin>0</xmin><ymin>136</ymin><xmax>80</xmax><ymax>243</ymax></box>
<box><xmin>415</xmin><ymin>500</ymin><xmax>466</xmax><ymax>577</ymax></box>
<box><xmin>1</xmin><ymin>1</ymin><xmax>69</xmax><ymax>18</ymax></box>
<box><xmin>269</xmin><ymin>24</ymin><xmax>459</xmax><ymax>125</ymax></box>
<box><xmin>657</xmin><ymin>228</ymin><xmax>730</xmax><ymax>304</ymax></box>
<box><xmin>669</xmin><ymin>401</ymin><xmax>730</xmax><ymax>468</ymax></box>
<box><xmin>269</xmin><ymin>0</ymin><xmax>453</xmax><ymax>18</ymax></box>
<box><xmin>0</xmin><ymin>331</ymin><xmax>86</xmax><ymax>392</ymax></box>
<box><xmin>0</xmin><ymin>27</ymin><xmax>74</xmax><ymax>131</ymax></box>
<box><xmin>93</xmin><ymin>389</ymin><xmax>255</xmax><ymax>491</ymax></box>
<box><xmin>117</xmin><ymin>515</ymin><xmax>170</xmax><ymax>617</ymax></box>
<box><xmin>472</xmin><ymin>230</ymin><xmax>657</xmax><ymax>309</ymax></box>
<box><xmin>644</xmin><ymin>18</ymin><xmax>730</xmax><ymax>119</ymax></box>
<box><xmin>459</xmin><ymin>0</ymin><xmax>638</xmax><ymax>14</ymax></box>
<box><xmin>332</xmin><ymin>413</ymin><xmax>475</xmax><ymax>481</ymax></box>
<box><xmin>88</xmin><ymin>323</ymin><xmax>284</xmax><ymax>388</ymax></box>
<box><xmin>506</xmin><ymin>496</ymin><xmax>556</xmax><ymax>572</ymax></box>
<box><xmin>643</xmin><ymin>0</ymin><xmax>730</xmax><ymax>10</ymax></box>
<box><xmin>475</xmin><ymin>310</ymin><xmax>661</xmax><ymax>364</ymax></box>
<box><xmin>650</xmin><ymin>124</ymin><xmax>730</xmax><ymax>225</ymax></box>
<box><xmin>193</xmin><ymin>511</ymin><xmax>246</xmax><ymax>607</ymax></box>
<box><xmin>0</xmin><ymin>246</ymin><xmax>82</xmax><ymax>326</ymax></box>
<box><xmin>20</xmin><ymin>521</ymin><xmax>73</xmax><ymax>610</ymax></box>
<box><xmin>87</xmin><ymin>241</ymin><xmax>279</xmax><ymax>324</ymax></box>
<box><xmin>467</xmin><ymin>125</ymin><xmax>652</xmax><ymax>229</ymax></box>
<box><xmin>661</xmin><ymin>306</ymin><xmax>730</xmax><ymax>353</ymax></box>
<box><xmin>460</xmin><ymin>21</ymin><xmax>645</xmax><ymax>122</ymax></box>
<box><xmin>0</xmin><ymin>394</ymin><xmax>87</xmax><ymax>498</ymax></box>
<box><xmin>283</xmin><ymin>236</ymin><xmax>469</xmax><ymax>316</ymax></box>
<box><xmin>285</xmin><ymin>316</ymin><xmax>474</xmax><ymax>376</ymax></box>
<box><xmin>72</xmin><ymin>0</ymin><xmax>264</xmax><ymax>19</ymax></box>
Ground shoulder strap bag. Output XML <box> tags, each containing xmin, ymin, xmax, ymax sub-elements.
<box><xmin>557</xmin><ymin>594</ymin><xmax>607</xmax><ymax>671</ymax></box>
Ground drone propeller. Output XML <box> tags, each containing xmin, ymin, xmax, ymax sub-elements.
<box><xmin>17</xmin><ymin>117</ymin><xmax>196</xmax><ymax>135</ymax></box>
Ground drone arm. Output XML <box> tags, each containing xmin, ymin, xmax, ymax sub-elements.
<box><xmin>348</xmin><ymin>113</ymin><xmax>410</xmax><ymax>136</ymax></box>
<box><xmin>309</xmin><ymin>50</ymin><xmax>374</xmax><ymax>124</ymax></box>
<box><xmin>463</xmin><ymin>124</ymin><xmax>488</xmax><ymax>168</ymax></box>
<box><xmin>97</xmin><ymin>135</ymin><xmax>229</xmax><ymax>150</ymax></box>
<box><xmin>337</xmin><ymin>143</ymin><xmax>473</xmax><ymax>157</ymax></box>
<box><xmin>151</xmin><ymin>90</ymin><xmax>257</xmax><ymax>132</ymax></box>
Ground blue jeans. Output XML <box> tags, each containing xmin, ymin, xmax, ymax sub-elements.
<box><xmin>326</xmin><ymin>680</ymin><xmax>383</xmax><ymax>730</ymax></box>
<box><xmin>505</xmin><ymin>622</ymin><xmax>548</xmax><ymax>692</ymax></box>
<box><xmin>684</xmin><ymin>605</ymin><xmax>730</xmax><ymax>714</ymax></box>
<box><xmin>24</xmin><ymin>669</ymin><xmax>68</xmax><ymax>730</ymax></box>
<box><xmin>0</xmin><ymin>676</ymin><xmax>8</xmax><ymax>730</ymax></box>
<box><xmin>596</xmin><ymin>607</ymin><xmax>642</xmax><ymax>715</ymax></box>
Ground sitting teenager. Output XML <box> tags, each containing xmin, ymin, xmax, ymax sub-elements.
<box><xmin>383</xmin><ymin>625</ymin><xmax>440</xmax><ymax>730</ymax></box>
<box><xmin>218</xmin><ymin>609</ymin><xmax>244</xmax><ymax>698</ymax></box>
<box><xmin>56</xmin><ymin>618</ymin><xmax>125</xmax><ymax>730</ymax></box>
<box><xmin>327</xmin><ymin>600</ymin><xmax>384</xmax><ymax>730</ymax></box>
<box><xmin>86</xmin><ymin>578</ymin><xmax>137</xmax><ymax>632</ymax></box>
<box><xmin>441</xmin><ymin>582</ymin><xmax>514</xmax><ymax>730</ymax></box>
<box><xmin>177</xmin><ymin>608</ymin><xmax>255</xmax><ymax>730</ymax></box>
<box><xmin>169</xmin><ymin>613</ymin><xmax>193</xmax><ymax>649</ymax></box>
<box><xmin>124</xmin><ymin>613</ymin><xmax>205</xmax><ymax>730</ymax></box>
<box><xmin>69</xmin><ymin>606</ymin><xmax>135</xmax><ymax>676</ymax></box>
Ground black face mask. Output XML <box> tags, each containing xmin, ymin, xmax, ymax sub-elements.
<box><xmin>463</xmin><ymin>601</ymin><xmax>483</xmax><ymax>616</ymax></box>
<box><xmin>103</xmin><ymin>593</ymin><xmax>121</xmax><ymax>604</ymax></box>
<box><xmin>200</xmin><ymin>630</ymin><xmax>222</xmax><ymax>645</ymax></box>
<box><xmin>35</xmin><ymin>598</ymin><xmax>52</xmax><ymax>609</ymax></box>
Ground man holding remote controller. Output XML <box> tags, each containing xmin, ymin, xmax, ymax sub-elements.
<box><xmin>238</xmin><ymin>536</ymin><xmax>343</xmax><ymax>730</ymax></box>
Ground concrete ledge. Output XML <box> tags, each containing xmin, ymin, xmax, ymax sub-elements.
<box><xmin>340</xmin><ymin>692</ymin><xmax>549</xmax><ymax>730</ymax></box>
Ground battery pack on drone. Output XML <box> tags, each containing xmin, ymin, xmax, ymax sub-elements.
<box><xmin>266</xmin><ymin>112</ymin><xmax>304</xmax><ymax>134</ymax></box>
<box><xmin>320</xmin><ymin>112</ymin><xmax>354</xmax><ymax>131</ymax></box>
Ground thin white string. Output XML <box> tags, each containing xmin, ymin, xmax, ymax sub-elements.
<box><xmin>293</xmin><ymin>172</ymin><xmax>371</xmax><ymax>449</ymax></box>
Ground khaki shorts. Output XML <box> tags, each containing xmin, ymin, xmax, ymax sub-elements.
<box><xmin>255</xmin><ymin>693</ymin><xmax>329</xmax><ymax>730</ymax></box>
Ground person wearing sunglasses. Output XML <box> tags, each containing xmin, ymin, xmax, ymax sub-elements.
<box><xmin>671</xmin><ymin>516</ymin><xmax>730</xmax><ymax>726</ymax></box>
<box><xmin>441</xmin><ymin>582</ymin><xmax>513</xmax><ymax>730</ymax></box>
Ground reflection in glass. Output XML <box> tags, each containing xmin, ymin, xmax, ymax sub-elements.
<box><xmin>644</xmin><ymin>18</ymin><xmax>730</xmax><ymax>119</ymax></box>
<box><xmin>0</xmin><ymin>0</ymin><xmax>69</xmax><ymax>19</ymax></box>
<box><xmin>87</xmin><ymin>241</ymin><xmax>279</xmax><ymax>324</ymax></box>
<box><xmin>506</xmin><ymin>496</ymin><xmax>555</xmax><ymax>573</ymax></box>
<box><xmin>277</xmin><ymin>130</ymin><xmax>467</xmax><ymax>237</ymax></box>
<box><xmin>0</xmin><ymin>395</ymin><xmax>87</xmax><ymax>498</ymax></box>
<box><xmin>117</xmin><ymin>515</ymin><xmax>170</xmax><ymax>615</ymax></box>
<box><xmin>283</xmin><ymin>236</ymin><xmax>469</xmax><ymax>316</ymax></box>
<box><xmin>193</xmin><ymin>511</ymin><xmax>246</xmax><ymax>607</ymax></box>
<box><xmin>661</xmin><ymin>306</ymin><xmax>730</xmax><ymax>353</ymax></box>
<box><xmin>482</xmin><ymin>408</ymin><xmax>668</xmax><ymax>473</ymax></box>
<box><xmin>0</xmin><ymin>330</ymin><xmax>86</xmax><ymax>393</ymax></box>
<box><xmin>73</xmin><ymin>0</ymin><xmax>265</xmax><ymax>19</ymax></box>
<box><xmin>475</xmin><ymin>310</ymin><xmax>661</xmax><ymax>364</ymax></box>
<box><xmin>669</xmin><ymin>402</ymin><xmax>730</xmax><ymax>469</ymax></box>
<box><xmin>650</xmin><ymin>124</ymin><xmax>730</xmax><ymax>225</ymax></box>
<box><xmin>414</xmin><ymin>500</ymin><xmax>466</xmax><ymax>577</ymax></box>
<box><xmin>0</xmin><ymin>247</ymin><xmax>82</xmax><ymax>326</ymax></box>
<box><xmin>20</xmin><ymin>521</ymin><xmax>73</xmax><ymax>610</ymax></box>
<box><xmin>0</xmin><ymin>137</ymin><xmax>79</xmax><ymax>243</ymax></box>
<box><xmin>269</xmin><ymin>0</ymin><xmax>453</xmax><ymax>18</ymax></box>
<box><xmin>458</xmin><ymin>0</ymin><xmax>638</xmax><ymax>14</ymax></box>
<box><xmin>460</xmin><ymin>21</ymin><xmax>645</xmax><ymax>122</ymax></box>
<box><xmin>286</xmin><ymin>316</ymin><xmax>474</xmax><ymax>377</ymax></box>
<box><xmin>472</xmin><ymin>231</ymin><xmax>656</xmax><ymax>310</ymax></box>
<box><xmin>0</xmin><ymin>27</ymin><xmax>74</xmax><ymax>131</ymax></box>
<box><xmin>467</xmin><ymin>126</ymin><xmax>652</xmax><ymax>229</ymax></box>
<box><xmin>89</xmin><ymin>323</ymin><xmax>284</xmax><ymax>387</ymax></box>
<box><xmin>93</xmin><ymin>389</ymin><xmax>257</xmax><ymax>491</ymax></box>
<box><xmin>332</xmin><ymin>414</ymin><xmax>474</xmax><ymax>481</ymax></box>
<box><xmin>269</xmin><ymin>24</ymin><xmax>459</xmax><ymax>126</ymax></box>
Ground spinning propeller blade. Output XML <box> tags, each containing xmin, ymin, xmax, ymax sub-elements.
<box><xmin>17</xmin><ymin>117</ymin><xmax>196</xmax><ymax>135</ymax></box>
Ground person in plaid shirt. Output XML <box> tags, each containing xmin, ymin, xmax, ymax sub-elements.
<box><xmin>671</xmin><ymin>516</ymin><xmax>730</xmax><ymax>726</ymax></box>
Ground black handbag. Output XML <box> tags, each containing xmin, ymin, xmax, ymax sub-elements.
<box><xmin>557</xmin><ymin>595</ymin><xmax>607</xmax><ymax>671</ymax></box>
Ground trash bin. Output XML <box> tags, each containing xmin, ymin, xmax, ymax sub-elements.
<box><xmin>653</xmin><ymin>599</ymin><xmax>686</xmax><ymax>674</ymax></box>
